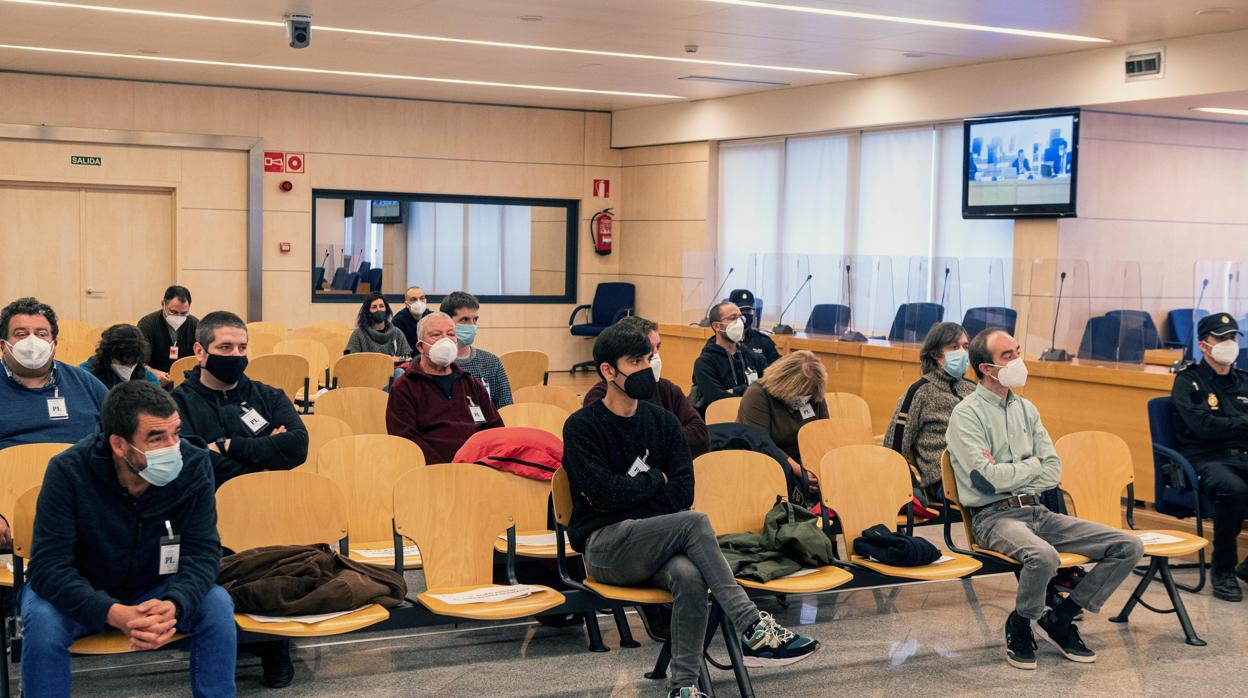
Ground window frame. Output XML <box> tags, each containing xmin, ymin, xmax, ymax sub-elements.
<box><xmin>310</xmin><ymin>188</ymin><xmax>579</xmax><ymax>305</ymax></box>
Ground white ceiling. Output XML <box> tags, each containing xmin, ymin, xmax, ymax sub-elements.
<box><xmin>3</xmin><ymin>0</ymin><xmax>1248</xmax><ymax>111</ymax></box>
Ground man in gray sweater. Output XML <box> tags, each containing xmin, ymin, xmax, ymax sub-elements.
<box><xmin>440</xmin><ymin>291</ymin><xmax>513</xmax><ymax>408</ymax></box>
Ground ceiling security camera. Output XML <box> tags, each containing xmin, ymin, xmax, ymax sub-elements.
<box><xmin>285</xmin><ymin>12</ymin><xmax>312</xmax><ymax>49</ymax></box>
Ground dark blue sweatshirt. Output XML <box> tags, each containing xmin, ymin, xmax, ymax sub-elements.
<box><xmin>0</xmin><ymin>360</ymin><xmax>107</xmax><ymax>450</ymax></box>
<box><xmin>29</xmin><ymin>434</ymin><xmax>221</xmax><ymax>631</ymax></box>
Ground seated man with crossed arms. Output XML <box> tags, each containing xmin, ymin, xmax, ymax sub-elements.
<box><xmin>946</xmin><ymin>328</ymin><xmax>1143</xmax><ymax>670</ymax></box>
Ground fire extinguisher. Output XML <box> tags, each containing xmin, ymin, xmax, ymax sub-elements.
<box><xmin>590</xmin><ymin>208</ymin><xmax>613</xmax><ymax>256</ymax></box>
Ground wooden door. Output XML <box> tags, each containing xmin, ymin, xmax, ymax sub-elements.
<box><xmin>0</xmin><ymin>184</ymin><xmax>83</xmax><ymax>318</ymax></box>
<box><xmin>80</xmin><ymin>188</ymin><xmax>174</xmax><ymax>326</ymax></box>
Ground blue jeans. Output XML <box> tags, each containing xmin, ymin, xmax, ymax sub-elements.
<box><xmin>21</xmin><ymin>581</ymin><xmax>237</xmax><ymax>697</ymax></box>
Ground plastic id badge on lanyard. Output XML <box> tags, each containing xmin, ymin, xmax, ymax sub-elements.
<box><xmin>468</xmin><ymin>398</ymin><xmax>486</xmax><ymax>424</ymax></box>
<box><xmin>47</xmin><ymin>388</ymin><xmax>68</xmax><ymax>420</ymax></box>
<box><xmin>159</xmin><ymin>520</ymin><xmax>180</xmax><ymax>575</ymax></box>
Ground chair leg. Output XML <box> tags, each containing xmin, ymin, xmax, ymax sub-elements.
<box><xmin>644</xmin><ymin>640</ymin><xmax>672</xmax><ymax>680</ymax></box>
<box><xmin>714</xmin><ymin>601</ymin><xmax>755</xmax><ymax>698</ymax></box>
<box><xmin>583</xmin><ymin>612</ymin><xmax>609</xmax><ymax>653</ymax></box>
<box><xmin>1157</xmin><ymin>559</ymin><xmax>1206</xmax><ymax>647</ymax></box>
<box><xmin>613</xmin><ymin>608</ymin><xmax>641</xmax><ymax>649</ymax></box>
<box><xmin>1110</xmin><ymin>557</ymin><xmax>1160</xmax><ymax>624</ymax></box>
<box><xmin>0</xmin><ymin>588</ymin><xmax>9</xmax><ymax>698</ymax></box>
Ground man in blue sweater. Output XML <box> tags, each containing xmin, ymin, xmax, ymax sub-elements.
<box><xmin>21</xmin><ymin>380</ymin><xmax>235</xmax><ymax>696</ymax></box>
<box><xmin>0</xmin><ymin>297</ymin><xmax>108</xmax><ymax>550</ymax></box>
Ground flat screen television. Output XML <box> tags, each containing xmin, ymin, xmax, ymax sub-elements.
<box><xmin>962</xmin><ymin>108</ymin><xmax>1079</xmax><ymax>219</ymax></box>
<box><xmin>370</xmin><ymin>199</ymin><xmax>403</xmax><ymax>224</ymax></box>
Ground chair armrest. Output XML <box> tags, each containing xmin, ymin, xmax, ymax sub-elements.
<box><xmin>568</xmin><ymin>304</ymin><xmax>591</xmax><ymax>327</ymax></box>
<box><xmin>610</xmin><ymin>306</ymin><xmax>634</xmax><ymax>324</ymax></box>
<box><xmin>940</xmin><ymin>490</ymin><xmax>974</xmax><ymax>556</ymax></box>
<box><xmin>1125</xmin><ymin>482</ymin><xmax>1138</xmax><ymax>530</ymax></box>
<box><xmin>1153</xmin><ymin>443</ymin><xmax>1200</xmax><ymax>491</ymax></box>
<box><xmin>505</xmin><ymin>526</ymin><xmax>519</xmax><ymax>586</ymax></box>
<box><xmin>553</xmin><ymin>524</ymin><xmax>593</xmax><ymax>595</ymax></box>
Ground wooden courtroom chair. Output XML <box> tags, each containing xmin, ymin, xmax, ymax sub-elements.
<box><xmin>168</xmin><ymin>355</ymin><xmax>198</xmax><ymax>387</ymax></box>
<box><xmin>297</xmin><ymin>414</ymin><xmax>353</xmax><ymax>471</ymax></box>
<box><xmin>939</xmin><ymin>450</ymin><xmax>1090</xmax><ymax>568</ymax></box>
<box><xmin>704</xmin><ymin>396</ymin><xmax>742</xmax><ymax>425</ymax></box>
<box><xmin>317</xmin><ymin>434</ymin><xmax>426</xmax><ymax>569</ymax></box>
<box><xmin>290</xmin><ymin>327</ymin><xmax>348</xmax><ymax>363</ymax></box>
<box><xmin>392</xmin><ymin>464</ymin><xmax>565</xmax><ymax>620</ymax></box>
<box><xmin>215</xmin><ymin>471</ymin><xmax>389</xmax><ymax>637</ymax></box>
<box><xmin>332</xmin><ymin>352</ymin><xmax>395</xmax><ymax>390</ymax></box>
<box><xmin>54</xmin><ymin>320</ymin><xmax>99</xmax><ymax>365</ymax></box>
<box><xmin>1055</xmin><ymin>431</ymin><xmax>1209</xmax><ymax>646</ymax></box>
<box><xmin>246</xmin><ymin>321</ymin><xmax>288</xmax><ymax>340</ymax></box>
<box><xmin>797</xmin><ymin>417</ymin><xmax>873</xmax><ymax>471</ymax></box>
<box><xmin>275</xmin><ymin>338</ymin><xmax>331</xmax><ymax>410</ymax></box>
<box><xmin>498</xmin><ymin>403</ymin><xmax>569</xmax><ymax>439</ymax></box>
<box><xmin>499</xmin><ymin>350</ymin><xmax>549</xmax><ymax>390</ymax></box>
<box><xmin>492</xmin><ymin>472</ymin><xmax>562</xmax><ymax>559</ymax></box>
<box><xmin>820</xmin><ymin>445</ymin><xmax>981</xmax><ymax>580</ymax></box>
<box><xmin>694</xmin><ymin>451</ymin><xmax>854</xmax><ymax>594</ymax></box>
<box><xmin>0</xmin><ymin>444</ymin><xmax>70</xmax><ymax>591</ymax></box>
<box><xmin>246</xmin><ymin>353</ymin><xmax>308</xmax><ymax>403</ymax></box>
<box><xmin>513</xmin><ymin>385</ymin><xmax>583</xmax><ymax>414</ymax></box>
<box><xmin>245</xmin><ymin>331</ymin><xmax>283</xmax><ymax>357</ymax></box>
<box><xmin>12</xmin><ymin>487</ymin><xmax>187</xmax><ymax>660</ymax></box>
<box><xmin>306</xmin><ymin>321</ymin><xmax>352</xmax><ymax>334</ymax></box>
<box><xmin>824</xmin><ymin>392</ymin><xmax>871</xmax><ymax>427</ymax></box>
<box><xmin>315</xmin><ymin>387</ymin><xmax>388</xmax><ymax>435</ymax></box>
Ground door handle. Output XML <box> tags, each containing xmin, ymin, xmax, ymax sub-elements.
<box><xmin>86</xmin><ymin>288</ymin><xmax>100</xmax><ymax>296</ymax></box>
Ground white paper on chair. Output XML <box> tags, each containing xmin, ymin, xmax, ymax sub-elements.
<box><xmin>930</xmin><ymin>555</ymin><xmax>956</xmax><ymax>565</ymax></box>
<box><xmin>780</xmin><ymin>568</ymin><xmax>820</xmax><ymax>579</ymax></box>
<box><xmin>496</xmin><ymin>533</ymin><xmax>559</xmax><ymax>547</ymax></box>
<box><xmin>244</xmin><ymin>608</ymin><xmax>362</xmax><ymax>624</ymax></box>
<box><xmin>0</xmin><ymin>554</ymin><xmax>10</xmax><ymax>572</ymax></box>
<box><xmin>426</xmin><ymin>585</ymin><xmax>545</xmax><ymax>605</ymax></box>
<box><xmin>353</xmin><ymin>545</ymin><xmax>420</xmax><ymax>559</ymax></box>
<box><xmin>1135</xmin><ymin>532</ymin><xmax>1185</xmax><ymax>546</ymax></box>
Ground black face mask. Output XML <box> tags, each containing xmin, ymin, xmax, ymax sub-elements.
<box><xmin>205</xmin><ymin>353</ymin><xmax>247</xmax><ymax>384</ymax></box>
<box><xmin>369</xmin><ymin>311</ymin><xmax>388</xmax><ymax>324</ymax></box>
<box><xmin>613</xmin><ymin>365</ymin><xmax>657</xmax><ymax>400</ymax></box>
<box><xmin>741</xmin><ymin>313</ymin><xmax>754</xmax><ymax>332</ymax></box>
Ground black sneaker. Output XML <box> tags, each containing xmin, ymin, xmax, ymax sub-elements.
<box><xmin>1052</xmin><ymin>566</ymin><xmax>1086</xmax><ymax>591</ymax></box>
<box><xmin>1236</xmin><ymin>560</ymin><xmax>1248</xmax><ymax>586</ymax></box>
<box><xmin>260</xmin><ymin>640</ymin><xmax>295</xmax><ymax>688</ymax></box>
<box><xmin>1005</xmin><ymin>612</ymin><xmax>1037</xmax><ymax>670</ymax></box>
<box><xmin>1038</xmin><ymin>611</ymin><xmax>1097</xmax><ymax>663</ymax></box>
<box><xmin>741</xmin><ymin>612</ymin><xmax>820</xmax><ymax>667</ymax></box>
<box><xmin>1213</xmin><ymin>570</ymin><xmax>1243</xmax><ymax>602</ymax></box>
<box><xmin>1045</xmin><ymin>586</ymin><xmax>1084</xmax><ymax>621</ymax></box>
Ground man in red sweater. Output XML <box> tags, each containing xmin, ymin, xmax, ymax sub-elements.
<box><xmin>583</xmin><ymin>316</ymin><xmax>709</xmax><ymax>457</ymax></box>
<box><xmin>386</xmin><ymin>312</ymin><xmax>501</xmax><ymax>463</ymax></box>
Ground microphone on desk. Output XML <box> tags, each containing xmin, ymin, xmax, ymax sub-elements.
<box><xmin>1040</xmin><ymin>271</ymin><xmax>1071</xmax><ymax>361</ymax></box>
<box><xmin>772</xmin><ymin>274</ymin><xmax>813</xmax><ymax>335</ymax></box>
<box><xmin>697</xmin><ymin>267</ymin><xmax>734</xmax><ymax>327</ymax></box>
<box><xmin>839</xmin><ymin>263</ymin><xmax>868</xmax><ymax>342</ymax></box>
<box><xmin>939</xmin><ymin>266</ymin><xmax>951</xmax><ymax>308</ymax></box>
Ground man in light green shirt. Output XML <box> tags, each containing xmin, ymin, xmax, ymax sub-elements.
<box><xmin>946</xmin><ymin>329</ymin><xmax>1143</xmax><ymax>671</ymax></box>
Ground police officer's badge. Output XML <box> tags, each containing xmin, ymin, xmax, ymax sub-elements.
<box><xmin>1209</xmin><ymin>392</ymin><xmax>1220</xmax><ymax>410</ymax></box>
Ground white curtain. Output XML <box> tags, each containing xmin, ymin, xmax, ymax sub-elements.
<box><xmin>406</xmin><ymin>202</ymin><xmax>532</xmax><ymax>295</ymax></box>
<box><xmin>718</xmin><ymin>140</ymin><xmax>783</xmax><ymax>295</ymax></box>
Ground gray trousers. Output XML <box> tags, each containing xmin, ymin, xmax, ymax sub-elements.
<box><xmin>973</xmin><ymin>505</ymin><xmax>1145</xmax><ymax>620</ymax></box>
<box><xmin>584</xmin><ymin>511</ymin><xmax>759</xmax><ymax>688</ymax></box>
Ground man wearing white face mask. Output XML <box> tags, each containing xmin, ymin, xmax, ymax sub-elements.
<box><xmin>137</xmin><ymin>285</ymin><xmax>198</xmax><ymax>386</ymax></box>
<box><xmin>22</xmin><ymin>381</ymin><xmax>235</xmax><ymax>696</ymax></box>
<box><xmin>391</xmin><ymin>285</ymin><xmax>431</xmax><ymax>351</ymax></box>
<box><xmin>691</xmin><ymin>302</ymin><xmax>768</xmax><ymax>413</ymax></box>
<box><xmin>947</xmin><ymin>328</ymin><xmax>1143</xmax><ymax>671</ymax></box>
<box><xmin>1170</xmin><ymin>313</ymin><xmax>1248</xmax><ymax>601</ymax></box>
<box><xmin>386</xmin><ymin>312</ymin><xmax>502</xmax><ymax>464</ymax></box>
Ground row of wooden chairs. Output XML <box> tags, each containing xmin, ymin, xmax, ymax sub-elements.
<box><xmin>704</xmin><ymin>391</ymin><xmax>873</xmax><ymax>428</ymax></box>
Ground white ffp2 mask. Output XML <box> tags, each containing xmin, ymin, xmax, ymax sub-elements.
<box><xmin>6</xmin><ymin>336</ymin><xmax>53</xmax><ymax>370</ymax></box>
<box><xmin>425</xmin><ymin>337</ymin><xmax>458</xmax><ymax>367</ymax></box>
<box><xmin>724</xmin><ymin>318</ymin><xmax>745</xmax><ymax>343</ymax></box>
<box><xmin>1210</xmin><ymin>340</ymin><xmax>1240</xmax><ymax>366</ymax></box>
<box><xmin>993</xmin><ymin>358</ymin><xmax>1028</xmax><ymax>389</ymax></box>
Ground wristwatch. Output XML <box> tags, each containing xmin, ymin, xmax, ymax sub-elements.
<box><xmin>216</xmin><ymin>437</ymin><xmax>229</xmax><ymax>455</ymax></box>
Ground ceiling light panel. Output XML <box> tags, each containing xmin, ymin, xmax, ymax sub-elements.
<box><xmin>1191</xmin><ymin>107</ymin><xmax>1248</xmax><ymax>116</ymax></box>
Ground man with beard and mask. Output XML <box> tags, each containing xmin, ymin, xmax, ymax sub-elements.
<box><xmin>0</xmin><ymin>297</ymin><xmax>108</xmax><ymax>550</ymax></box>
<box><xmin>691</xmin><ymin>302</ymin><xmax>768</xmax><ymax>412</ymax></box>
<box><xmin>386</xmin><ymin>311</ymin><xmax>502</xmax><ymax>464</ymax></box>
<box><xmin>21</xmin><ymin>381</ymin><xmax>235</xmax><ymax>697</ymax></box>
<box><xmin>137</xmin><ymin>285</ymin><xmax>198</xmax><ymax>386</ymax></box>
<box><xmin>171</xmin><ymin>310</ymin><xmax>307</xmax><ymax>688</ymax></box>
<box><xmin>1170</xmin><ymin>313</ymin><xmax>1248</xmax><ymax>601</ymax></box>
<box><xmin>726</xmin><ymin>289</ymin><xmax>780</xmax><ymax>367</ymax></box>
<box><xmin>562</xmin><ymin>323</ymin><xmax>819</xmax><ymax>698</ymax></box>
<box><xmin>946</xmin><ymin>328</ymin><xmax>1143</xmax><ymax>671</ymax></box>
<box><xmin>392</xmin><ymin>286</ymin><xmax>431</xmax><ymax>351</ymax></box>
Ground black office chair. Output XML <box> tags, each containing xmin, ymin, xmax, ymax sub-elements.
<box><xmin>888</xmin><ymin>303</ymin><xmax>944</xmax><ymax>342</ymax></box>
<box><xmin>805</xmin><ymin>304</ymin><xmax>851</xmax><ymax>335</ymax></box>
<box><xmin>313</xmin><ymin>267</ymin><xmax>326</xmax><ymax>291</ymax></box>
<box><xmin>329</xmin><ymin>267</ymin><xmax>348</xmax><ymax>290</ymax></box>
<box><xmin>961</xmin><ymin>306</ymin><xmax>1017</xmax><ymax>338</ymax></box>
<box><xmin>367</xmin><ymin>267</ymin><xmax>383</xmax><ymax>293</ymax></box>
<box><xmin>569</xmin><ymin>283</ymin><xmax>635</xmax><ymax>373</ymax></box>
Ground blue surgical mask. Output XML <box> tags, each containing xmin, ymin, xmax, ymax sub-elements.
<box><xmin>455</xmin><ymin>323</ymin><xmax>477</xmax><ymax>346</ymax></box>
<box><xmin>943</xmin><ymin>349</ymin><xmax>969</xmax><ymax>378</ymax></box>
<box><xmin>128</xmin><ymin>442</ymin><xmax>184</xmax><ymax>487</ymax></box>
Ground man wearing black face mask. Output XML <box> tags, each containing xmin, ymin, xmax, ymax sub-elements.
<box><xmin>171</xmin><ymin>310</ymin><xmax>308</xmax><ymax>687</ymax></box>
<box><xmin>562</xmin><ymin>324</ymin><xmax>819</xmax><ymax>698</ymax></box>
<box><xmin>727</xmin><ymin>289</ymin><xmax>780</xmax><ymax>367</ymax></box>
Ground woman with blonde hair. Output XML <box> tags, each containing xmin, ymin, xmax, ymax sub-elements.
<box><xmin>737</xmin><ymin>350</ymin><xmax>829</xmax><ymax>492</ymax></box>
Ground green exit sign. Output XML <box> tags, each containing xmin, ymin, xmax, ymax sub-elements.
<box><xmin>70</xmin><ymin>155</ymin><xmax>102</xmax><ymax>166</ymax></box>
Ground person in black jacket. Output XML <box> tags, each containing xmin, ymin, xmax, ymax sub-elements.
<box><xmin>170</xmin><ymin>310</ymin><xmax>307</xmax><ymax>687</ymax></box>
<box><xmin>136</xmin><ymin>285</ymin><xmax>198</xmax><ymax>385</ymax></box>
<box><xmin>391</xmin><ymin>285</ymin><xmax>431</xmax><ymax>351</ymax></box>
<box><xmin>727</xmin><ymin>289</ymin><xmax>780</xmax><ymax>367</ymax></box>
<box><xmin>172</xmin><ymin>311</ymin><xmax>309</xmax><ymax>487</ymax></box>
<box><xmin>1170</xmin><ymin>313</ymin><xmax>1248</xmax><ymax>601</ymax></box>
<box><xmin>563</xmin><ymin>323</ymin><xmax>818</xmax><ymax>698</ymax></box>
<box><xmin>691</xmin><ymin>302</ymin><xmax>768</xmax><ymax>411</ymax></box>
<box><xmin>21</xmin><ymin>381</ymin><xmax>235</xmax><ymax>696</ymax></box>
